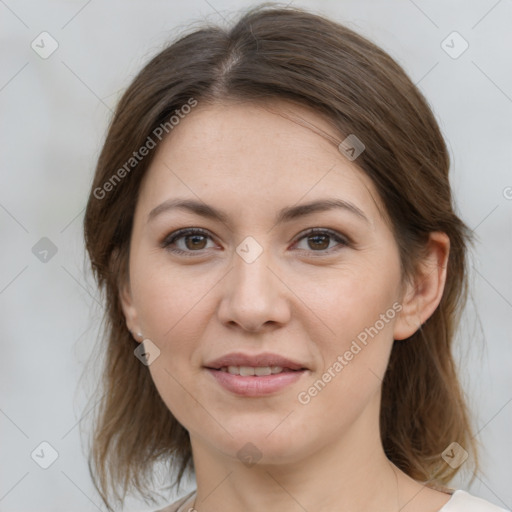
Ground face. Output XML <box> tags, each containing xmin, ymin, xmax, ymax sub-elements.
<box><xmin>121</xmin><ymin>99</ymin><xmax>410</xmax><ymax>466</ymax></box>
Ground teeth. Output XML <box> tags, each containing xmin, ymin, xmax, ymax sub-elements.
<box><xmin>224</xmin><ymin>365</ymin><xmax>285</xmax><ymax>376</ymax></box>
<box><xmin>239</xmin><ymin>366</ymin><xmax>254</xmax><ymax>376</ymax></box>
<box><xmin>254</xmin><ymin>367</ymin><xmax>272</xmax><ymax>376</ymax></box>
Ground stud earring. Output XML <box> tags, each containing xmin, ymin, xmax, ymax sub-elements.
<box><xmin>137</xmin><ymin>332</ymin><xmax>143</xmax><ymax>340</ymax></box>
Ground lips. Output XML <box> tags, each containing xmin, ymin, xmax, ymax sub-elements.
<box><xmin>204</xmin><ymin>352</ymin><xmax>307</xmax><ymax>372</ymax></box>
<box><xmin>204</xmin><ymin>352</ymin><xmax>309</xmax><ymax>396</ymax></box>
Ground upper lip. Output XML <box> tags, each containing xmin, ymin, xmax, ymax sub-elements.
<box><xmin>204</xmin><ymin>352</ymin><xmax>308</xmax><ymax>371</ymax></box>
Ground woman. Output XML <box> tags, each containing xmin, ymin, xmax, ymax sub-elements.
<box><xmin>83</xmin><ymin>5</ymin><xmax>509</xmax><ymax>512</ymax></box>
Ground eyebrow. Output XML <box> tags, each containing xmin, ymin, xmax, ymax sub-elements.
<box><xmin>147</xmin><ymin>197</ymin><xmax>369</xmax><ymax>225</ymax></box>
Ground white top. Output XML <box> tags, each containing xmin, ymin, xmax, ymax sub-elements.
<box><xmin>156</xmin><ymin>489</ymin><xmax>510</xmax><ymax>512</ymax></box>
<box><xmin>440</xmin><ymin>490</ymin><xmax>509</xmax><ymax>512</ymax></box>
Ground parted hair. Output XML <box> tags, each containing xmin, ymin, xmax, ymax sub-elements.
<box><xmin>83</xmin><ymin>4</ymin><xmax>478</xmax><ymax>510</ymax></box>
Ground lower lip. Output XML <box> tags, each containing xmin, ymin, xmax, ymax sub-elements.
<box><xmin>205</xmin><ymin>368</ymin><xmax>307</xmax><ymax>396</ymax></box>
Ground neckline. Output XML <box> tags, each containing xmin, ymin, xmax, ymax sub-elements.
<box><xmin>438</xmin><ymin>490</ymin><xmax>463</xmax><ymax>511</ymax></box>
<box><xmin>177</xmin><ymin>489</ymin><xmax>461</xmax><ymax>512</ymax></box>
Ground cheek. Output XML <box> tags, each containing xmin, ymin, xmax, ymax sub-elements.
<box><xmin>132</xmin><ymin>263</ymin><xmax>213</xmax><ymax>428</ymax></box>
<box><xmin>294</xmin><ymin>254</ymin><xmax>401</xmax><ymax>396</ymax></box>
<box><xmin>129</xmin><ymin>255</ymin><xmax>218</xmax><ymax>419</ymax></box>
<box><xmin>293</xmin><ymin>283</ymin><xmax>398</xmax><ymax>438</ymax></box>
<box><xmin>131</xmin><ymin>252</ymin><xmax>217</xmax><ymax>342</ymax></box>
<box><xmin>294</xmin><ymin>254</ymin><xmax>401</xmax><ymax>341</ymax></box>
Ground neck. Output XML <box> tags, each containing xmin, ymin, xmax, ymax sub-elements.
<box><xmin>188</xmin><ymin>394</ymin><xmax>411</xmax><ymax>512</ymax></box>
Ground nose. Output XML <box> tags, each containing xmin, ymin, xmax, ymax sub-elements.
<box><xmin>217</xmin><ymin>246</ymin><xmax>291</xmax><ymax>332</ymax></box>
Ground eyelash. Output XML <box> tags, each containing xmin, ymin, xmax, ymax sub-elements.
<box><xmin>160</xmin><ymin>227</ymin><xmax>350</xmax><ymax>257</ymax></box>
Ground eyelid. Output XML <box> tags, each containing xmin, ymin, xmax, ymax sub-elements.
<box><xmin>161</xmin><ymin>226</ymin><xmax>351</xmax><ymax>256</ymax></box>
<box><xmin>160</xmin><ymin>227</ymin><xmax>216</xmax><ymax>249</ymax></box>
<box><xmin>291</xmin><ymin>227</ymin><xmax>351</xmax><ymax>247</ymax></box>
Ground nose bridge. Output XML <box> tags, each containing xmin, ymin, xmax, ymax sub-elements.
<box><xmin>231</xmin><ymin>243</ymin><xmax>275</xmax><ymax>304</ymax></box>
<box><xmin>218</xmin><ymin>238</ymin><xmax>290</xmax><ymax>330</ymax></box>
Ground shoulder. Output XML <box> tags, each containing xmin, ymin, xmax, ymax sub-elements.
<box><xmin>154</xmin><ymin>490</ymin><xmax>196</xmax><ymax>512</ymax></box>
<box><xmin>442</xmin><ymin>490</ymin><xmax>510</xmax><ymax>512</ymax></box>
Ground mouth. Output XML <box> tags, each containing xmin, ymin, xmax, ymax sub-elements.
<box><xmin>204</xmin><ymin>352</ymin><xmax>308</xmax><ymax>372</ymax></box>
<box><xmin>211</xmin><ymin>365</ymin><xmax>304</xmax><ymax>376</ymax></box>
<box><xmin>203</xmin><ymin>353</ymin><xmax>309</xmax><ymax>396</ymax></box>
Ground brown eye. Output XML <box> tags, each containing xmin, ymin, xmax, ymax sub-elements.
<box><xmin>306</xmin><ymin>234</ymin><xmax>330</xmax><ymax>250</ymax></box>
<box><xmin>162</xmin><ymin>228</ymin><xmax>216</xmax><ymax>255</ymax></box>
<box><xmin>184</xmin><ymin>234</ymin><xmax>208</xmax><ymax>250</ymax></box>
<box><xmin>293</xmin><ymin>228</ymin><xmax>348</xmax><ymax>254</ymax></box>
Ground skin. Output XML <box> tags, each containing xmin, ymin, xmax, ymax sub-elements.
<box><xmin>120</xmin><ymin>99</ymin><xmax>451</xmax><ymax>512</ymax></box>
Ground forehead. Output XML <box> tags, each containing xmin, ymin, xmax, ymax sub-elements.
<box><xmin>138</xmin><ymin>99</ymin><xmax>384</xmax><ymax>225</ymax></box>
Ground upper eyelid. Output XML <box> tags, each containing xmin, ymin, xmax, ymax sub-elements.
<box><xmin>162</xmin><ymin>227</ymin><xmax>350</xmax><ymax>250</ymax></box>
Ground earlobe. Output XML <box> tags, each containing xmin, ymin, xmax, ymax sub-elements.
<box><xmin>119</xmin><ymin>280</ymin><xmax>142</xmax><ymax>342</ymax></box>
<box><xmin>393</xmin><ymin>232</ymin><xmax>450</xmax><ymax>341</ymax></box>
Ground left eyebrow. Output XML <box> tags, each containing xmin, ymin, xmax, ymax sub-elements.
<box><xmin>147</xmin><ymin>197</ymin><xmax>369</xmax><ymax>225</ymax></box>
<box><xmin>275</xmin><ymin>198</ymin><xmax>369</xmax><ymax>224</ymax></box>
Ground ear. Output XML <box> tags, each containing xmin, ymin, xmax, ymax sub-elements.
<box><xmin>393</xmin><ymin>232</ymin><xmax>450</xmax><ymax>341</ymax></box>
<box><xmin>119</xmin><ymin>278</ymin><xmax>142</xmax><ymax>343</ymax></box>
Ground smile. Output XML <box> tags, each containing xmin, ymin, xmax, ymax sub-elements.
<box><xmin>218</xmin><ymin>365</ymin><xmax>294</xmax><ymax>376</ymax></box>
<box><xmin>206</xmin><ymin>367</ymin><xmax>307</xmax><ymax>396</ymax></box>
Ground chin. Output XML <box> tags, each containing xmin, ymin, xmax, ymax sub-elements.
<box><xmin>199</xmin><ymin>416</ymin><xmax>313</xmax><ymax>465</ymax></box>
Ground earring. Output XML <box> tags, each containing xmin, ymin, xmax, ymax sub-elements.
<box><xmin>137</xmin><ymin>332</ymin><xmax>143</xmax><ymax>340</ymax></box>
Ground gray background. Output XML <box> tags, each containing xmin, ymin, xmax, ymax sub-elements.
<box><xmin>1</xmin><ymin>0</ymin><xmax>511</xmax><ymax>510</ymax></box>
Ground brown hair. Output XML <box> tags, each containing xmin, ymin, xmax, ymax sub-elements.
<box><xmin>83</xmin><ymin>3</ymin><xmax>478</xmax><ymax>510</ymax></box>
